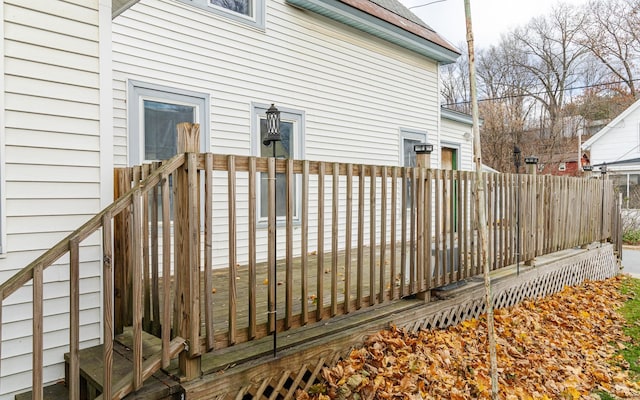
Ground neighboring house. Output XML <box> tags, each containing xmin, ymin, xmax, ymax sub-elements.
<box><xmin>582</xmin><ymin>98</ymin><xmax>640</xmax><ymax>208</ymax></box>
<box><xmin>0</xmin><ymin>0</ymin><xmax>473</xmax><ymax>397</ymax></box>
<box><xmin>539</xmin><ymin>152</ymin><xmax>590</xmax><ymax>176</ymax></box>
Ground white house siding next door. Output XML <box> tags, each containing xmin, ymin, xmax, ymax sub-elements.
<box><xmin>0</xmin><ymin>1</ymin><xmax>103</xmax><ymax>399</ymax></box>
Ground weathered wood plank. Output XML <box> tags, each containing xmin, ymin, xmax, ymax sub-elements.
<box><xmin>317</xmin><ymin>162</ymin><xmax>325</xmax><ymax>320</ymax></box>
<box><xmin>369</xmin><ymin>165</ymin><xmax>377</xmax><ymax>305</ymax></box>
<box><xmin>69</xmin><ymin>238</ymin><xmax>80</xmax><ymax>400</ymax></box>
<box><xmin>344</xmin><ymin>164</ymin><xmax>353</xmax><ymax>312</ymax></box>
<box><xmin>301</xmin><ymin>161</ymin><xmax>309</xmax><ymax>324</ymax></box>
<box><xmin>228</xmin><ymin>156</ymin><xmax>238</xmax><ymax>344</ymax></box>
<box><xmin>286</xmin><ymin>159</ymin><xmax>295</xmax><ymax>327</ymax></box>
<box><xmin>32</xmin><ymin>263</ymin><xmax>43</xmax><ymax>400</ymax></box>
<box><xmin>204</xmin><ymin>154</ymin><xmax>214</xmax><ymax>349</ymax></box>
<box><xmin>248</xmin><ymin>157</ymin><xmax>258</xmax><ymax>338</ymax></box>
<box><xmin>102</xmin><ymin>214</ymin><xmax>114</xmax><ymax>400</ymax></box>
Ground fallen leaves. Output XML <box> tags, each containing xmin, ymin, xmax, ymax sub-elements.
<box><xmin>298</xmin><ymin>276</ymin><xmax>640</xmax><ymax>399</ymax></box>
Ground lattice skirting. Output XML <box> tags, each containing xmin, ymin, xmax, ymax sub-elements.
<box><xmin>192</xmin><ymin>244</ymin><xmax>618</xmax><ymax>400</ymax></box>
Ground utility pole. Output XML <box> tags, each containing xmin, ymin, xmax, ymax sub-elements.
<box><xmin>464</xmin><ymin>1</ymin><xmax>499</xmax><ymax>398</ymax></box>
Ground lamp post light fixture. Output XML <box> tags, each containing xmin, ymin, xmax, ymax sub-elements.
<box><xmin>414</xmin><ymin>143</ymin><xmax>433</xmax><ymax>169</ymax></box>
<box><xmin>513</xmin><ymin>146</ymin><xmax>522</xmax><ymax>275</ymax></box>
<box><xmin>413</xmin><ymin>143</ymin><xmax>434</xmax><ymax>154</ymax></box>
<box><xmin>524</xmin><ymin>157</ymin><xmax>538</xmax><ymax>165</ymax></box>
<box><xmin>262</xmin><ymin>103</ymin><xmax>281</xmax><ymax>358</ymax></box>
<box><xmin>583</xmin><ymin>165</ymin><xmax>593</xmax><ymax>172</ymax></box>
<box><xmin>600</xmin><ymin>163</ymin><xmax>607</xmax><ymax>176</ymax></box>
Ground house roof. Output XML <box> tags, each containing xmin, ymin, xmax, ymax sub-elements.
<box><xmin>441</xmin><ymin>107</ymin><xmax>473</xmax><ymax>125</ymax></box>
<box><xmin>113</xmin><ymin>0</ymin><xmax>460</xmax><ymax>63</ymax></box>
<box><xmin>582</xmin><ymin>97</ymin><xmax>640</xmax><ymax>150</ymax></box>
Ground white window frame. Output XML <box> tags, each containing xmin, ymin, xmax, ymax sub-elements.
<box><xmin>251</xmin><ymin>103</ymin><xmax>305</xmax><ymax>224</ymax></box>
<box><xmin>559</xmin><ymin>162</ymin><xmax>567</xmax><ymax>172</ymax></box>
<box><xmin>176</xmin><ymin>0</ymin><xmax>265</xmax><ymax>29</ymax></box>
<box><xmin>399</xmin><ymin>128</ymin><xmax>428</xmax><ymax>167</ymax></box>
<box><xmin>400</xmin><ymin>128</ymin><xmax>428</xmax><ymax>210</ymax></box>
<box><xmin>127</xmin><ymin>80</ymin><xmax>210</xmax><ymax>165</ymax></box>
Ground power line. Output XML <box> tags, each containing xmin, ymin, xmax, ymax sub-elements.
<box><xmin>442</xmin><ymin>78</ymin><xmax>640</xmax><ymax>106</ymax></box>
<box><xmin>408</xmin><ymin>0</ymin><xmax>447</xmax><ymax>9</ymax></box>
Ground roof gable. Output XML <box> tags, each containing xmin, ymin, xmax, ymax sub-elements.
<box><xmin>582</xmin><ymin>98</ymin><xmax>640</xmax><ymax>150</ymax></box>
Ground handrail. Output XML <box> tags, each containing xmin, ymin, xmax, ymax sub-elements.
<box><xmin>0</xmin><ymin>152</ymin><xmax>186</xmax><ymax>400</ymax></box>
<box><xmin>0</xmin><ymin>153</ymin><xmax>185</xmax><ymax>301</ymax></box>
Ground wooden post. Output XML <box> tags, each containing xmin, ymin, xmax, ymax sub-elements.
<box><xmin>525</xmin><ymin>161</ymin><xmax>537</xmax><ymax>265</ymax></box>
<box><xmin>415</xmin><ymin>149</ymin><xmax>431</xmax><ymax>301</ymax></box>
<box><xmin>175</xmin><ymin>122</ymin><xmax>201</xmax><ymax>380</ymax></box>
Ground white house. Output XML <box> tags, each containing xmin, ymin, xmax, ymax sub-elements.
<box><xmin>0</xmin><ymin>0</ymin><xmax>474</xmax><ymax>397</ymax></box>
<box><xmin>582</xmin><ymin>98</ymin><xmax>640</xmax><ymax>208</ymax></box>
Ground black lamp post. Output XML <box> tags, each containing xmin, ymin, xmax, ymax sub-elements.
<box><xmin>413</xmin><ymin>143</ymin><xmax>434</xmax><ymax>155</ymax></box>
<box><xmin>513</xmin><ymin>146</ymin><xmax>522</xmax><ymax>275</ymax></box>
<box><xmin>263</xmin><ymin>104</ymin><xmax>280</xmax><ymax>357</ymax></box>
<box><xmin>600</xmin><ymin>162</ymin><xmax>607</xmax><ymax>244</ymax></box>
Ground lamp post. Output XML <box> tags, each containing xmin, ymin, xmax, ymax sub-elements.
<box><xmin>513</xmin><ymin>146</ymin><xmax>521</xmax><ymax>275</ymax></box>
<box><xmin>600</xmin><ymin>162</ymin><xmax>607</xmax><ymax>245</ymax></box>
<box><xmin>263</xmin><ymin>104</ymin><xmax>281</xmax><ymax>357</ymax></box>
<box><xmin>414</xmin><ymin>143</ymin><xmax>434</xmax><ymax>168</ymax></box>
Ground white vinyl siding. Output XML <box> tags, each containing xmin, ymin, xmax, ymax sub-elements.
<box><xmin>0</xmin><ymin>2</ymin><xmax>102</xmax><ymax>399</ymax></box>
<box><xmin>112</xmin><ymin>0</ymin><xmax>440</xmax><ymax>267</ymax></box>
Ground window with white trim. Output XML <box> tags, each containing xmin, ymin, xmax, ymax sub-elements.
<box><xmin>400</xmin><ymin>128</ymin><xmax>428</xmax><ymax>208</ymax></box>
<box><xmin>252</xmin><ymin>104</ymin><xmax>304</xmax><ymax>222</ymax></box>
<box><xmin>128</xmin><ymin>81</ymin><xmax>209</xmax><ymax>165</ymax></box>
<box><xmin>176</xmin><ymin>0</ymin><xmax>265</xmax><ymax>29</ymax></box>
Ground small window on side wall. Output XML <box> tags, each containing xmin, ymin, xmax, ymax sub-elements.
<box><xmin>175</xmin><ymin>0</ymin><xmax>265</xmax><ymax>29</ymax></box>
<box><xmin>400</xmin><ymin>128</ymin><xmax>428</xmax><ymax>208</ymax></box>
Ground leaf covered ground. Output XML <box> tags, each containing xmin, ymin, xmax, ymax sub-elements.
<box><xmin>298</xmin><ymin>276</ymin><xmax>640</xmax><ymax>399</ymax></box>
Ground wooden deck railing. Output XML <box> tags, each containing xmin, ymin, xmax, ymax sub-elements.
<box><xmin>0</xmin><ymin>122</ymin><xmax>621</xmax><ymax>399</ymax></box>
<box><xmin>113</xmin><ymin>152</ymin><xmax>619</xmax><ymax>359</ymax></box>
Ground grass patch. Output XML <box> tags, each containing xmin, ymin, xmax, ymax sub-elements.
<box><xmin>619</xmin><ymin>277</ymin><xmax>640</xmax><ymax>379</ymax></box>
<box><xmin>623</xmin><ymin>230</ymin><xmax>640</xmax><ymax>245</ymax></box>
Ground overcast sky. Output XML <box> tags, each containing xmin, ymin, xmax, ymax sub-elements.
<box><xmin>399</xmin><ymin>0</ymin><xmax>590</xmax><ymax>48</ymax></box>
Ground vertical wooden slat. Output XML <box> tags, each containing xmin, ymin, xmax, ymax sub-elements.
<box><xmin>425</xmin><ymin>169</ymin><xmax>433</xmax><ymax>290</ymax></box>
<box><xmin>187</xmin><ymin>154</ymin><xmax>200</xmax><ymax>359</ymax></box>
<box><xmin>161</xmin><ymin>172</ymin><xmax>171</xmax><ymax>368</ymax></box>
<box><xmin>369</xmin><ymin>165</ymin><xmax>377</xmax><ymax>305</ymax></box>
<box><xmin>449</xmin><ymin>170</ymin><xmax>455</xmax><ymax>281</ymax></box>
<box><xmin>498</xmin><ymin>173</ymin><xmax>505</xmax><ymax>269</ymax></box>
<box><xmin>434</xmin><ymin>170</ymin><xmax>441</xmax><ymax>286</ymax></box>
<box><xmin>331</xmin><ymin>163</ymin><xmax>339</xmax><ymax>316</ymax></box>
<box><xmin>142</xmin><ymin>165</ymin><xmax>151</xmax><ymax>333</ymax></box>
<box><xmin>248</xmin><ymin>157</ymin><xmax>257</xmax><ymax>337</ymax></box>
<box><xmin>228</xmin><ymin>156</ymin><xmax>238</xmax><ymax>343</ymax></box>
<box><xmin>344</xmin><ymin>164</ymin><xmax>353</xmax><ymax>313</ymax></box>
<box><xmin>150</xmin><ymin>164</ymin><xmax>161</xmax><ymax>335</ymax></box>
<box><xmin>357</xmin><ymin>165</ymin><xmax>365</xmax><ymax>308</ymax></box>
<box><xmin>204</xmin><ymin>154</ymin><xmax>214</xmax><ymax>349</ymax></box>
<box><xmin>286</xmin><ymin>159</ymin><xmax>294</xmax><ymax>327</ymax></box>
<box><xmin>416</xmin><ymin>167</ymin><xmax>424</xmax><ymax>293</ymax></box>
<box><xmin>69</xmin><ymin>238</ymin><xmax>81</xmax><ymax>400</ymax></box>
<box><xmin>32</xmin><ymin>263</ymin><xmax>43</xmax><ymax>400</ymax></box>
<box><xmin>390</xmin><ymin>167</ymin><xmax>398</xmax><ymax>300</ymax></box>
<box><xmin>400</xmin><ymin>168</ymin><xmax>408</xmax><ymax>297</ymax></box>
<box><xmin>131</xmin><ymin>190</ymin><xmax>143</xmax><ymax>390</ymax></box>
<box><xmin>301</xmin><ymin>161</ymin><xmax>309</xmax><ymax>324</ymax></box>
<box><xmin>409</xmin><ymin>168</ymin><xmax>416</xmax><ymax>293</ymax></box>
<box><xmin>102</xmin><ymin>214</ymin><xmax>114</xmax><ymax>400</ymax></box>
<box><xmin>442</xmin><ymin>169</ymin><xmax>449</xmax><ymax>283</ymax></box>
<box><xmin>317</xmin><ymin>162</ymin><xmax>325</xmax><ymax>320</ymax></box>
<box><xmin>379</xmin><ymin>166</ymin><xmax>387</xmax><ymax>302</ymax></box>
<box><xmin>267</xmin><ymin>157</ymin><xmax>276</xmax><ymax>333</ymax></box>
<box><xmin>461</xmin><ymin>171</ymin><xmax>468</xmax><ymax>278</ymax></box>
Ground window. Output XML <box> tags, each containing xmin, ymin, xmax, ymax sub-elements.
<box><xmin>559</xmin><ymin>162</ymin><xmax>567</xmax><ymax>172</ymax></box>
<box><xmin>176</xmin><ymin>0</ymin><xmax>265</xmax><ymax>29</ymax></box>
<box><xmin>252</xmin><ymin>103</ymin><xmax>304</xmax><ymax>222</ymax></box>
<box><xmin>128</xmin><ymin>81</ymin><xmax>209</xmax><ymax>165</ymax></box>
<box><xmin>400</xmin><ymin>128</ymin><xmax>427</xmax><ymax>208</ymax></box>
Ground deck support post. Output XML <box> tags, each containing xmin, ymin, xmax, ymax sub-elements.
<box><xmin>415</xmin><ymin>150</ymin><xmax>430</xmax><ymax>302</ymax></box>
<box><xmin>175</xmin><ymin>122</ymin><xmax>202</xmax><ymax>381</ymax></box>
<box><xmin>525</xmin><ymin>162</ymin><xmax>537</xmax><ymax>266</ymax></box>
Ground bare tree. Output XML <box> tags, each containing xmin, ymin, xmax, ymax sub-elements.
<box><xmin>441</xmin><ymin>42</ymin><xmax>471</xmax><ymax>113</ymax></box>
<box><xmin>577</xmin><ymin>0</ymin><xmax>640</xmax><ymax>98</ymax></box>
<box><xmin>509</xmin><ymin>3</ymin><xmax>588</xmax><ymax>144</ymax></box>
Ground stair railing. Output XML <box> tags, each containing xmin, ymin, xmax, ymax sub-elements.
<box><xmin>0</xmin><ymin>150</ymin><xmax>189</xmax><ymax>400</ymax></box>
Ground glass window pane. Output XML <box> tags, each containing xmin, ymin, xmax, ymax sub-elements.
<box><xmin>144</xmin><ymin>100</ymin><xmax>195</xmax><ymax>161</ymax></box>
<box><xmin>260</xmin><ymin>119</ymin><xmax>294</xmax><ymax>218</ymax></box>
<box><xmin>403</xmin><ymin>138</ymin><xmax>420</xmax><ymax>208</ymax></box>
<box><xmin>209</xmin><ymin>0</ymin><xmax>252</xmax><ymax>15</ymax></box>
